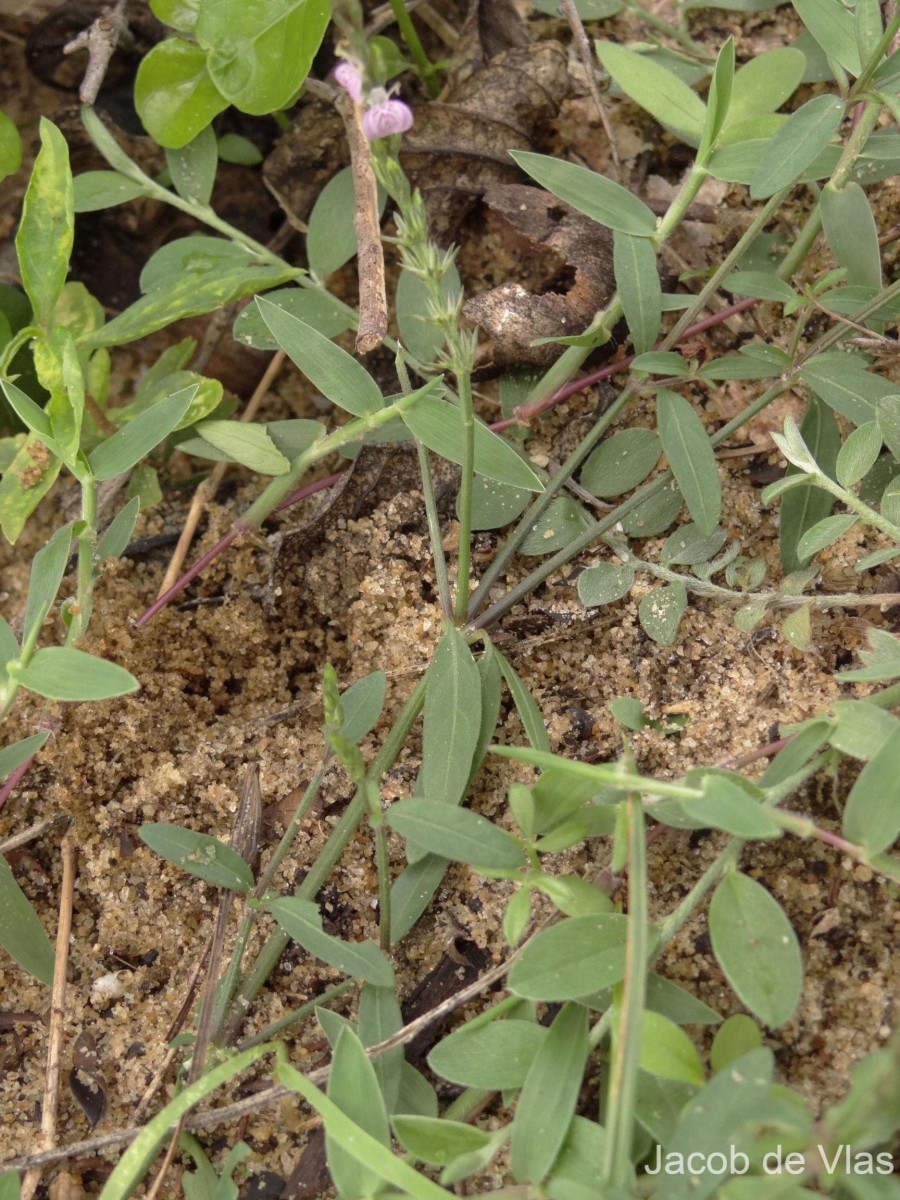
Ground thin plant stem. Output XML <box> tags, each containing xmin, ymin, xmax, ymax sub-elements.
<box><xmin>69</xmin><ymin>473</ymin><xmax>97</xmax><ymax>644</ymax></box>
<box><xmin>236</xmin><ymin>979</ymin><xmax>357</xmax><ymax>1051</ymax></box>
<box><xmin>389</xmin><ymin>0</ymin><xmax>440</xmax><ymax>97</ymax></box>
<box><xmin>416</xmin><ymin>442</ymin><xmax>453</xmax><ymax>617</ymax></box>
<box><xmin>621</xmin><ymin>0</ymin><xmax>714</xmax><ymax>60</ymax></box>
<box><xmin>375</xmin><ymin>823</ymin><xmax>392</xmax><ymax>952</ymax></box>
<box><xmin>453</xmin><ymin>369</ymin><xmax>475</xmax><ymax>623</ymax></box>
<box><xmin>602</xmin><ymin>782</ymin><xmax>647</xmax><ymax>1188</ymax></box>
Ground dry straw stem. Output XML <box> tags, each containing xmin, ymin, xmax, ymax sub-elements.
<box><xmin>335</xmin><ymin>90</ymin><xmax>389</xmax><ymax>354</ymax></box>
<box><xmin>20</xmin><ymin>831</ymin><xmax>78</xmax><ymax>1200</ymax></box>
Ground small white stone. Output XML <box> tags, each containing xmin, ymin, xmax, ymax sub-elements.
<box><xmin>90</xmin><ymin>972</ymin><xmax>126</xmax><ymax>1008</ymax></box>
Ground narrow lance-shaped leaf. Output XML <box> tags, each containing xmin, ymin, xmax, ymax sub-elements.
<box><xmin>820</xmin><ymin>182</ymin><xmax>882</xmax><ymax>290</ymax></box>
<box><xmin>420</xmin><ymin>628</ymin><xmax>482</xmax><ymax>807</ymax></box>
<box><xmin>266</xmin><ymin>895</ymin><xmax>395</xmax><ymax>986</ymax></box>
<box><xmin>0</xmin><ymin>856</ymin><xmax>56</xmax><ymax>986</ymax></box>
<box><xmin>15</xmin><ymin>646</ymin><xmax>139</xmax><ymax>702</ymax></box>
<box><xmin>656</xmin><ymin>389</ymin><xmax>721</xmax><ymax>536</ymax></box>
<box><xmin>842</xmin><ymin>727</ymin><xmax>900</xmax><ymax>855</ymax></box>
<box><xmin>793</xmin><ymin>0</ymin><xmax>862</xmax><ymax>76</ymax></box>
<box><xmin>88</xmin><ymin>385</ymin><xmax>198</xmax><ymax>481</ymax></box>
<box><xmin>613</xmin><ymin>230</ymin><xmax>661</xmax><ymax>355</ymax></box>
<box><xmin>325</xmin><ymin>1027</ymin><xmax>392</xmax><ymax>1199</ymax></box>
<box><xmin>510</xmin><ymin>1002</ymin><xmax>589</xmax><ymax>1184</ymax></box>
<box><xmin>138</xmin><ymin>824</ymin><xmax>255</xmax><ymax>893</ymax></box>
<box><xmin>22</xmin><ymin>522</ymin><xmax>73</xmax><ymax>648</ymax></box>
<box><xmin>0</xmin><ymin>734</ymin><xmax>49</xmax><ymax>783</ymax></box>
<box><xmin>780</xmin><ymin>397</ymin><xmax>840</xmax><ymax>573</ymax></box>
<box><xmin>16</xmin><ymin>118</ymin><xmax>74</xmax><ymax>326</ymax></box>
<box><xmin>698</xmin><ymin>36</ymin><xmax>735</xmax><ymax>157</ymax></box>
<box><xmin>510</xmin><ymin>150</ymin><xmax>657</xmax><ymax>237</ymax></box>
<box><xmin>750</xmin><ymin>94</ymin><xmax>844</xmax><ymax>199</ymax></box>
<box><xmin>257</xmin><ymin>297</ymin><xmax>384</xmax><ymax>417</ymax></box>
<box><xmin>596</xmin><ymin>40</ymin><xmax>707</xmax><ymax>146</ymax></box>
<box><xmin>387</xmin><ymin>798</ymin><xmax>526</xmax><ymax>870</ymax></box>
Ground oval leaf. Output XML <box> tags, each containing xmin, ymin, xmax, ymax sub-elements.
<box><xmin>427</xmin><ymin>1021</ymin><xmax>547</xmax><ymax>1089</ymax></box>
<box><xmin>750</xmin><ymin>94</ymin><xmax>844</xmax><ymax>199</ymax></box>
<box><xmin>657</xmin><ymin>389</ymin><xmax>721</xmax><ymax>535</ymax></box>
<box><xmin>709</xmin><ymin>871</ymin><xmax>802</xmax><ymax>1027</ymax></box>
<box><xmin>638</xmin><ymin>580</ymin><xmax>687</xmax><ymax>645</ymax></box>
<box><xmin>138</xmin><ymin>823</ymin><xmax>254</xmax><ymax>892</ymax></box>
<box><xmin>582</xmin><ymin>428</ymin><xmax>662</xmax><ymax>499</ymax></box>
<box><xmin>597</xmin><ymin>40</ymin><xmax>707</xmax><ymax>145</ymax></box>
<box><xmin>16</xmin><ymin>647</ymin><xmax>139</xmax><ymax>701</ymax></box>
<box><xmin>577</xmin><ymin>562</ymin><xmax>635</xmax><ymax>607</ymax></box>
<box><xmin>508</xmin><ymin>914</ymin><xmax>628</xmax><ymax>1001</ymax></box>
<box><xmin>0</xmin><ymin>857</ymin><xmax>55</xmax><ymax>985</ymax></box>
<box><xmin>388</xmin><ymin>798</ymin><xmax>526</xmax><ymax>870</ymax></box>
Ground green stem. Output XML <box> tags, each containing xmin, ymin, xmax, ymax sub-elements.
<box><xmin>621</xmin><ymin>0</ymin><xmax>714</xmax><ymax>60</ymax></box>
<box><xmin>236</xmin><ymin>979</ymin><xmax>356</xmax><ymax>1051</ymax></box>
<box><xmin>239</xmin><ymin>386</ymin><xmax>429</xmax><ymax>532</ymax></box>
<box><xmin>389</xmin><ymin>0</ymin><xmax>440</xmax><ymax>98</ymax></box>
<box><xmin>850</xmin><ymin>12</ymin><xmax>900</xmax><ymax>96</ymax></box>
<box><xmin>219</xmin><ymin>675</ymin><xmax>428</xmax><ymax>1042</ymax></box>
<box><xmin>453</xmin><ymin>370</ymin><xmax>475</xmax><ymax>624</ymax></box>
<box><xmin>602</xmin><ymin>783</ymin><xmax>647</xmax><ymax>1188</ymax></box>
<box><xmin>375</xmin><ymin>822</ymin><xmax>392</xmax><ymax>952</ymax></box>
<box><xmin>69</xmin><ymin>473</ymin><xmax>97</xmax><ymax>645</ymax></box>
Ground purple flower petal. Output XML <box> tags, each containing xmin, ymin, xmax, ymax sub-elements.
<box><xmin>334</xmin><ymin>61</ymin><xmax>364</xmax><ymax>103</ymax></box>
<box><xmin>362</xmin><ymin>98</ymin><xmax>414</xmax><ymax>141</ymax></box>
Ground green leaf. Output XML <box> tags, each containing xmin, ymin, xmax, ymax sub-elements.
<box><xmin>395</xmin><ymin>1062</ymin><xmax>438</xmax><ymax>1119</ymax></box>
<box><xmin>82</xmin><ymin>240</ymin><xmax>295</xmax><ymax>349</ymax></box>
<box><xmin>661</xmin><ymin>523</ymin><xmax>727</xmax><ymax>566</ymax></box>
<box><xmin>279</xmin><ymin>1065</ymin><xmax>456</xmax><ymax>1200</ymax></box>
<box><xmin>96</xmin><ymin>496</ymin><xmax>141</xmax><ymax>562</ymax></box>
<box><xmin>166</xmin><ymin>125</ymin><xmax>218</xmax><ymax>206</ymax></box>
<box><xmin>830</xmin><ymin>701</ymin><xmax>900</xmax><ymax>761</ymax></box>
<box><xmin>801</xmin><ymin>353</ymin><xmax>898</xmax><ymax>427</ymax></box>
<box><xmin>0</xmin><ymin>856</ymin><xmax>55</xmax><ymax>985</ymax></box>
<box><xmin>710</xmin><ymin>1014</ymin><xmax>763</xmax><ymax>1072</ymax></box>
<box><xmin>402</xmin><ymin>394</ymin><xmax>544</xmax><ymax>492</ymax></box>
<box><xmin>709</xmin><ymin>137</ymin><xmax>838</xmax><ymax>186</ymax></box>
<box><xmin>508</xmin><ymin>914</ymin><xmax>628</xmax><ymax>1001</ymax></box>
<box><xmin>420</xmin><ymin>628</ymin><xmax>482</xmax><ymax>808</ymax></box>
<box><xmin>138</xmin><ymin>823</ymin><xmax>254</xmax><ymax>892</ymax></box>
<box><xmin>388</xmin><ymin>853</ymin><xmax>449</xmax><ymax>944</ymax></box>
<box><xmin>393</xmin><ymin>1117</ymin><xmax>493</xmax><ymax>1166</ymax></box>
<box><xmin>510</xmin><ymin>150</ymin><xmax>657</xmax><ymax>236</ymax></box>
<box><xmin>496</xmin><ymin>650</ymin><xmax>550</xmax><ymax>752</ymax></box>
<box><xmin>134</xmin><ymin>38</ymin><xmax>229</xmax><ymax>149</ymax></box>
<box><xmin>0</xmin><ymin>109</ymin><xmax>22</xmax><ymax>181</ymax></box>
<box><xmin>725</xmin><ymin>49</ymin><xmax>806</xmax><ymax>125</ymax></box>
<box><xmin>656</xmin><ymin>389</ymin><xmax>720</xmax><ymax>535</ymax></box>
<box><xmin>630</xmin><ymin>351</ymin><xmax>690</xmax><ymax>376</ymax></box>
<box><xmin>836</xmin><ymin>420</ymin><xmax>882</xmax><ymax>488</ymax></box>
<box><xmin>796</xmin><ymin>513</ymin><xmax>857</xmax><ymax>560</ymax></box>
<box><xmin>782</xmin><ymin>603</ymin><xmax>811</xmax><ymax>651</ymax></box>
<box><xmin>760</xmin><ymin>718</ymin><xmax>833</xmax><ymax>787</ymax></box>
<box><xmin>709</xmin><ymin>871</ymin><xmax>802</xmax><ymax>1027</ymax></box>
<box><xmin>0</xmin><ymin>1172</ymin><xmax>20</xmax><ymax>1200</ymax></box>
<box><xmin>613</xmin><ymin>230</ymin><xmax>661</xmax><ymax>354</ymax></box>
<box><xmin>821</xmin><ymin>182</ymin><xmax>882</xmax><ymax>291</ymax></box>
<box><xmin>256</xmin><ymin>297</ymin><xmax>384</xmax><ymax>417</ymax></box>
<box><xmin>357</xmin><ymin>982</ymin><xmax>404</xmax><ymax>1115</ymax></box>
<box><xmin>680</xmin><ymin>773</ymin><xmax>781</xmax><ymax>838</ymax></box>
<box><xmin>427</xmin><ymin>1020</ymin><xmax>547</xmax><ymax>1089</ymax></box>
<box><xmin>338</xmin><ymin>670</ymin><xmax>387</xmax><ymax>744</ymax></box>
<box><xmin>725</xmin><ymin>271</ymin><xmax>798</xmax><ymax>304</ymax></box>
<box><xmin>307</xmin><ymin>166</ymin><xmax>386</xmax><ymax>280</ymax></box>
<box><xmin>0</xmin><ymin>436</ymin><xmax>63</xmax><ymax>544</ymax></box>
<box><xmin>16</xmin><ymin>119</ymin><xmax>73</xmax><ymax>328</ymax></box>
<box><xmin>196</xmin><ymin>0</ymin><xmax>330</xmax><ymax>114</ymax></box>
<box><xmin>0</xmin><ymin>734</ymin><xmax>49</xmax><ymax>783</ymax></box>
<box><xmin>596</xmin><ymin>40</ymin><xmax>708</xmax><ymax>146</ymax></box>
<box><xmin>326</xmin><ymin>1027</ymin><xmax>391</xmax><ymax>1199</ymax></box>
<box><xmin>531</xmin><ymin>0</ymin><xmax>622</xmax><ymax>12</ymax></box>
<box><xmin>621</xmin><ymin>479</ymin><xmax>683</xmax><ymax>537</ymax></box>
<box><xmin>511</xmin><ymin>1002</ymin><xmax>588</xmax><ymax>1184</ymax></box>
<box><xmin>519</xmin><ymin>496</ymin><xmax>592</xmax><ymax>555</ymax></box>
<box><xmin>698</xmin><ymin>37</ymin><xmax>735</xmax><ymax>157</ymax></box>
<box><xmin>792</xmin><ymin>0</ymin><xmax>861</xmax><ymax>76</ymax></box>
<box><xmin>23</xmin><ymin>522</ymin><xmax>73</xmax><ymax>647</ymax></box>
<box><xmin>73</xmin><ymin>171</ymin><xmax>152</xmax><ymax>213</ymax></box>
<box><xmin>189</xmin><ymin>419</ymin><xmax>290</xmax><ymax>475</ymax></box>
<box><xmin>635</xmin><ymin>1009</ymin><xmax>705</xmax><ymax>1085</ymax></box>
<box><xmin>638</xmin><ymin>580</ymin><xmax>687</xmax><ymax>645</ymax></box>
<box><xmin>88</xmin><ymin>385</ymin><xmax>198</xmax><ymax>480</ymax></box>
<box><xmin>396</xmin><ymin>263</ymin><xmax>461</xmax><ymax>365</ymax></box>
<box><xmin>467</xmin><ymin>476</ymin><xmax>531</xmax><ymax>531</ymax></box>
<box><xmin>15</xmin><ymin>646</ymin><xmax>139</xmax><ymax>701</ymax></box>
<box><xmin>750</xmin><ymin>94</ymin><xmax>844</xmax><ymax>198</ymax></box>
<box><xmin>577</xmin><ymin>562</ymin><xmax>635</xmax><ymax>607</ymax></box>
<box><xmin>837</xmin><ymin>627</ymin><xmax>900</xmax><ymax>683</ymax></box>
<box><xmin>388</xmin><ymin>798</ymin><xmax>526</xmax><ymax>870</ymax></box>
<box><xmin>151</xmin><ymin>0</ymin><xmax>199</xmax><ymax>33</ymax></box>
<box><xmin>842</xmin><ymin>728</ymin><xmax>900</xmax><ymax>854</ymax></box>
<box><xmin>233</xmin><ymin>288</ymin><xmax>351</xmax><ymax>349</ymax></box>
<box><xmin>780</xmin><ymin>397</ymin><xmax>840</xmax><ymax>573</ymax></box>
<box><xmin>267</xmin><ymin>895</ymin><xmax>395</xmax><ymax>986</ymax></box>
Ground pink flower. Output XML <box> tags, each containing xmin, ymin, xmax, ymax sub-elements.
<box><xmin>362</xmin><ymin>97</ymin><xmax>414</xmax><ymax>141</ymax></box>
<box><xmin>334</xmin><ymin>60</ymin><xmax>364</xmax><ymax>103</ymax></box>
